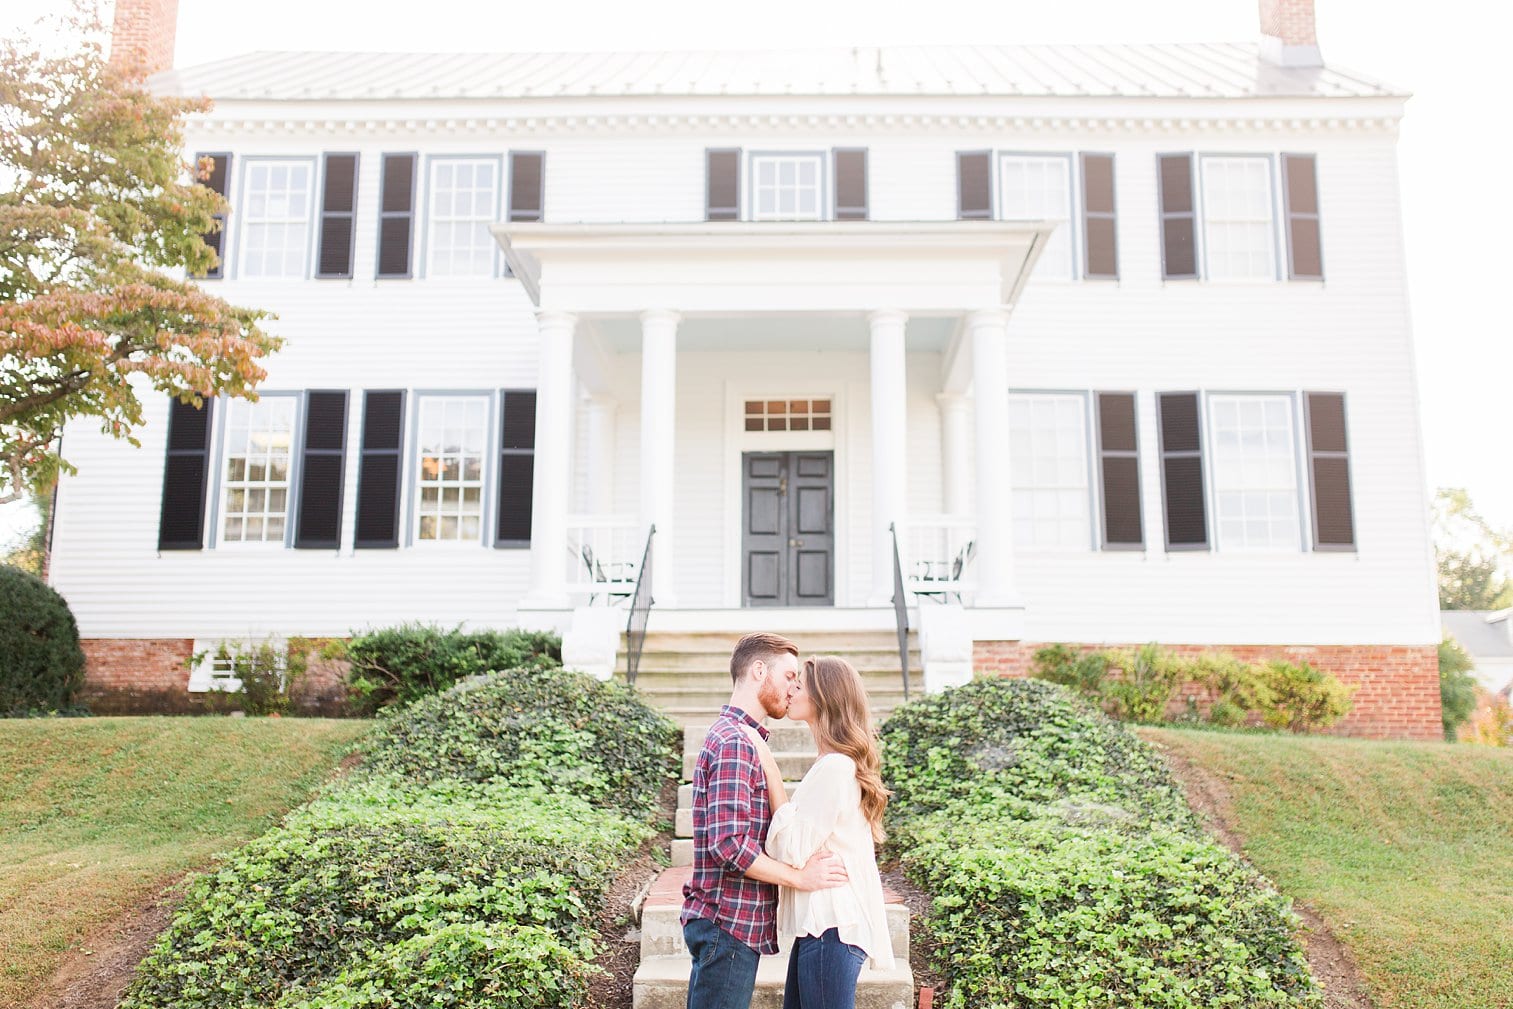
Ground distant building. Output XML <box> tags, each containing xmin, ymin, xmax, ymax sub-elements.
<box><xmin>1441</xmin><ymin>610</ymin><xmax>1513</xmax><ymax>698</ymax></box>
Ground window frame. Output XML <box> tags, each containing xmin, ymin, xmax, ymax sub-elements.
<box><xmin>1203</xmin><ymin>390</ymin><xmax>1311</xmax><ymax>553</ymax></box>
<box><xmin>997</xmin><ymin>151</ymin><xmax>1079</xmax><ymax>283</ymax></box>
<box><xmin>1195</xmin><ymin>153</ymin><xmax>1285</xmax><ymax>283</ymax></box>
<box><xmin>746</xmin><ymin>150</ymin><xmax>830</xmax><ymax>222</ymax></box>
<box><xmin>420</xmin><ymin>154</ymin><xmax>505</xmax><ymax>279</ymax></box>
<box><xmin>404</xmin><ymin>390</ymin><xmax>500</xmax><ymax>547</ymax></box>
<box><xmin>207</xmin><ymin>391</ymin><xmax>304</xmax><ymax>549</ymax></box>
<box><xmin>1006</xmin><ymin>389</ymin><xmax>1099</xmax><ymax>553</ymax></box>
<box><xmin>232</xmin><ymin>156</ymin><xmax>318</xmax><ymax>280</ymax></box>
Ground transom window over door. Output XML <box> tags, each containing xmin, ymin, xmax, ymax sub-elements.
<box><xmin>1009</xmin><ymin>393</ymin><xmax>1091</xmax><ymax>549</ymax></box>
<box><xmin>415</xmin><ymin>396</ymin><xmax>487</xmax><ymax>542</ymax></box>
<box><xmin>222</xmin><ymin>397</ymin><xmax>296</xmax><ymax>543</ymax></box>
<box><xmin>750</xmin><ymin>153</ymin><xmax>824</xmax><ymax>221</ymax></box>
<box><xmin>1201</xmin><ymin>157</ymin><xmax>1277</xmax><ymax>280</ymax></box>
<box><xmin>1000</xmin><ymin>155</ymin><xmax>1074</xmax><ymax>280</ymax></box>
<box><xmin>1209</xmin><ymin>394</ymin><xmax>1301</xmax><ymax>550</ymax></box>
<box><xmin>428</xmin><ymin>159</ymin><xmax>498</xmax><ymax>276</ymax></box>
<box><xmin>239</xmin><ymin>160</ymin><xmax>313</xmax><ymax>278</ymax></box>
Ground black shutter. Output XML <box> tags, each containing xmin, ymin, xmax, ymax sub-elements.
<box><xmin>194</xmin><ymin>152</ymin><xmax>230</xmax><ymax>279</ymax></box>
<box><xmin>1097</xmin><ymin>392</ymin><xmax>1143</xmax><ymax>548</ymax></box>
<box><xmin>355</xmin><ymin>390</ymin><xmax>405</xmax><ymax>548</ymax></box>
<box><xmin>1283</xmin><ymin>154</ymin><xmax>1323</xmax><ymax>280</ymax></box>
<box><xmin>957</xmin><ymin>151</ymin><xmax>991</xmax><ymax>220</ymax></box>
<box><xmin>706</xmin><ymin>149</ymin><xmax>740</xmax><ymax>221</ymax></box>
<box><xmin>834</xmin><ymin>149</ymin><xmax>868</xmax><ymax>221</ymax></box>
<box><xmin>1305</xmin><ymin>392</ymin><xmax>1355</xmax><ymax>550</ymax></box>
<box><xmin>1158</xmin><ymin>392</ymin><xmax>1208</xmax><ymax>549</ymax></box>
<box><xmin>157</xmin><ymin>396</ymin><xmax>215</xmax><ymax>550</ymax></box>
<box><xmin>377</xmin><ymin>153</ymin><xmax>416</xmax><ymax>278</ymax></box>
<box><xmin>496</xmin><ymin>390</ymin><xmax>536</xmax><ymax>546</ymax></box>
<box><xmin>1158</xmin><ymin>153</ymin><xmax>1197</xmax><ymax>279</ymax></box>
<box><xmin>1081</xmin><ymin>152</ymin><xmax>1118</xmax><ymax>279</ymax></box>
<box><xmin>316</xmin><ymin>153</ymin><xmax>358</xmax><ymax>279</ymax></box>
<box><xmin>295</xmin><ymin>391</ymin><xmax>348</xmax><ymax>549</ymax></box>
<box><xmin>509</xmin><ymin>151</ymin><xmax>544</xmax><ymax>222</ymax></box>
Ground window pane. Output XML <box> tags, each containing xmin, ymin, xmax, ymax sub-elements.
<box><xmin>428</xmin><ymin>159</ymin><xmax>498</xmax><ymax>277</ymax></box>
<box><xmin>221</xmin><ymin>397</ymin><xmax>295</xmax><ymax>542</ymax></box>
<box><xmin>1208</xmin><ymin>394</ymin><xmax>1300</xmax><ymax>550</ymax></box>
<box><xmin>750</xmin><ymin>154</ymin><xmax>824</xmax><ymax>221</ymax></box>
<box><xmin>1009</xmin><ymin>393</ymin><xmax>1090</xmax><ymax>549</ymax></box>
<box><xmin>239</xmin><ymin>161</ymin><xmax>313</xmax><ymax>278</ymax></box>
<box><xmin>1000</xmin><ymin>155</ymin><xmax>1074</xmax><ymax>280</ymax></box>
<box><xmin>415</xmin><ymin>395</ymin><xmax>488</xmax><ymax>541</ymax></box>
<box><xmin>1201</xmin><ymin>157</ymin><xmax>1277</xmax><ymax>280</ymax></box>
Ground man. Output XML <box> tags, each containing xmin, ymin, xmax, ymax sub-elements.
<box><xmin>681</xmin><ymin>631</ymin><xmax>849</xmax><ymax>1009</ymax></box>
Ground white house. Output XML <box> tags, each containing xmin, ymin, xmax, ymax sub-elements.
<box><xmin>49</xmin><ymin>0</ymin><xmax>1444</xmax><ymax>737</ymax></box>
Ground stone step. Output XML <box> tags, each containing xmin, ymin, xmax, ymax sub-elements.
<box><xmin>633</xmin><ymin>953</ymin><xmax>914</xmax><ymax>1009</ymax></box>
<box><xmin>640</xmin><ymin>903</ymin><xmax>911</xmax><ymax>960</ymax></box>
<box><xmin>650</xmin><ymin>687</ymin><xmax>910</xmax><ymax>715</ymax></box>
<box><xmin>684</xmin><ymin>723</ymin><xmax>816</xmax><ymax>752</ymax></box>
<box><xmin>682</xmin><ymin>749</ymin><xmax>817</xmax><ymax>782</ymax></box>
<box><xmin>678</xmin><ymin>781</ymin><xmax>802</xmax><ymax>809</ymax></box>
<box><xmin>624</xmin><ymin>631</ymin><xmax>918</xmax><ymax>653</ymax></box>
<box><xmin>620</xmin><ymin>652</ymin><xmax>921</xmax><ymax>675</ymax></box>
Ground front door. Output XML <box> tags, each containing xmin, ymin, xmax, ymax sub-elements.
<box><xmin>742</xmin><ymin>451</ymin><xmax>835</xmax><ymax>607</ymax></box>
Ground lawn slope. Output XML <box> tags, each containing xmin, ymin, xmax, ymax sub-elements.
<box><xmin>1144</xmin><ymin>729</ymin><xmax>1513</xmax><ymax>1009</ymax></box>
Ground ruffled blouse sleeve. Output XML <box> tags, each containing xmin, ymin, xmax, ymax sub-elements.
<box><xmin>764</xmin><ymin>754</ymin><xmax>859</xmax><ymax>868</ymax></box>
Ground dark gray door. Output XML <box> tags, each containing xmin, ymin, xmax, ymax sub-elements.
<box><xmin>743</xmin><ymin>451</ymin><xmax>834</xmax><ymax>607</ymax></box>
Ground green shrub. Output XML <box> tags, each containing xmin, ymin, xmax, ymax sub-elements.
<box><xmin>1031</xmin><ymin>643</ymin><xmax>1109</xmax><ymax>694</ymax></box>
<box><xmin>194</xmin><ymin>639</ymin><xmax>309</xmax><ymax>716</ymax></box>
<box><xmin>1439</xmin><ymin>637</ymin><xmax>1479</xmax><ymax>741</ymax></box>
<box><xmin>1252</xmin><ymin>660</ymin><xmax>1354</xmax><ymax>733</ymax></box>
<box><xmin>340</xmin><ymin>624</ymin><xmax>562</xmax><ymax>715</ymax></box>
<box><xmin>0</xmin><ymin>564</ymin><xmax>86</xmax><ymax>715</ymax></box>
<box><xmin>361</xmin><ymin>666</ymin><xmax>679</xmax><ymax>819</ymax></box>
<box><xmin>1102</xmin><ymin>643</ymin><xmax>1186</xmax><ymax>723</ymax></box>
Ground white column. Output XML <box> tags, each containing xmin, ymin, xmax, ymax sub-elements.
<box><xmin>937</xmin><ymin>393</ymin><xmax>972</xmax><ymax>516</ymax></box>
<box><xmin>968</xmin><ymin>308</ymin><xmax>1019</xmax><ymax>606</ymax></box>
<box><xmin>524</xmin><ymin>310</ymin><xmax>576</xmax><ymax>609</ymax></box>
<box><xmin>869</xmin><ymin>309</ymin><xmax>908</xmax><ymax>606</ymax></box>
<box><xmin>583</xmin><ymin>395</ymin><xmax>617</xmax><ymax>516</ymax></box>
<box><xmin>639</xmin><ymin>309</ymin><xmax>680</xmax><ymax>606</ymax></box>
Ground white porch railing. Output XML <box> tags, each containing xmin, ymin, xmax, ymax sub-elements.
<box><xmin>904</xmin><ymin>514</ymin><xmax>977</xmax><ymax>603</ymax></box>
<box><xmin>565</xmin><ymin>514</ymin><xmax>646</xmax><ymax>604</ymax></box>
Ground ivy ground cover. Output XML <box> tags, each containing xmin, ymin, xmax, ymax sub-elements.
<box><xmin>881</xmin><ymin>678</ymin><xmax>1322</xmax><ymax>1009</ymax></box>
<box><xmin>121</xmin><ymin>666</ymin><xmax>679</xmax><ymax>1009</ymax></box>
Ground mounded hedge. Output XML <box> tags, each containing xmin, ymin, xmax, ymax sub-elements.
<box><xmin>340</xmin><ymin>623</ymin><xmax>563</xmax><ymax>715</ymax></box>
<box><xmin>882</xmin><ymin>678</ymin><xmax>1322</xmax><ymax>1009</ymax></box>
<box><xmin>122</xmin><ymin>665</ymin><xmax>679</xmax><ymax>1009</ymax></box>
<box><xmin>0</xmin><ymin>564</ymin><xmax>86</xmax><ymax>715</ymax></box>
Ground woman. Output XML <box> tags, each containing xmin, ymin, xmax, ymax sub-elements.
<box><xmin>741</xmin><ymin>655</ymin><xmax>895</xmax><ymax>1009</ymax></box>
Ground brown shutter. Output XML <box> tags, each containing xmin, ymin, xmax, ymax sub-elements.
<box><xmin>316</xmin><ymin>153</ymin><xmax>358</xmax><ymax>279</ymax></box>
<box><xmin>706</xmin><ymin>149</ymin><xmax>740</xmax><ymax>221</ymax></box>
<box><xmin>1081</xmin><ymin>153</ymin><xmax>1118</xmax><ymax>279</ymax></box>
<box><xmin>377</xmin><ymin>153</ymin><xmax>416</xmax><ymax>278</ymax></box>
<box><xmin>157</xmin><ymin>396</ymin><xmax>215</xmax><ymax>550</ymax></box>
<box><xmin>355</xmin><ymin>390</ymin><xmax>405</xmax><ymax>548</ymax></box>
<box><xmin>1158</xmin><ymin>153</ymin><xmax>1197</xmax><ymax>279</ymax></box>
<box><xmin>495</xmin><ymin>390</ymin><xmax>536</xmax><ymax>546</ymax></box>
<box><xmin>1097</xmin><ymin>392</ymin><xmax>1142</xmax><ymax>548</ymax></box>
<box><xmin>509</xmin><ymin>151</ymin><xmax>544</xmax><ymax>222</ymax></box>
<box><xmin>1305</xmin><ymin>392</ymin><xmax>1355</xmax><ymax>549</ymax></box>
<box><xmin>194</xmin><ymin>152</ymin><xmax>230</xmax><ymax>279</ymax></box>
<box><xmin>295</xmin><ymin>390</ymin><xmax>348</xmax><ymax>549</ymax></box>
<box><xmin>957</xmin><ymin>151</ymin><xmax>991</xmax><ymax>220</ymax></box>
<box><xmin>1158</xmin><ymin>392</ymin><xmax>1208</xmax><ymax>549</ymax></box>
<box><xmin>834</xmin><ymin>149</ymin><xmax>868</xmax><ymax>221</ymax></box>
<box><xmin>1282</xmin><ymin>154</ymin><xmax>1323</xmax><ymax>280</ymax></box>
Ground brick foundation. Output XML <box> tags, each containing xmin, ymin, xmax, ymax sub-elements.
<box><xmin>973</xmin><ymin>641</ymin><xmax>1442</xmax><ymax>741</ymax></box>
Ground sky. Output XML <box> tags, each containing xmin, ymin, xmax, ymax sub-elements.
<box><xmin>3</xmin><ymin>0</ymin><xmax>1511</xmax><ymax>549</ymax></box>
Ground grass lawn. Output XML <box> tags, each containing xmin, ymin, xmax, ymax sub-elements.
<box><xmin>0</xmin><ymin>716</ymin><xmax>371</xmax><ymax>1007</ymax></box>
<box><xmin>1144</xmin><ymin>727</ymin><xmax>1513</xmax><ymax>1009</ymax></box>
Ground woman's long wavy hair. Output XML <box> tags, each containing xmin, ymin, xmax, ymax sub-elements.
<box><xmin>803</xmin><ymin>655</ymin><xmax>890</xmax><ymax>844</ymax></box>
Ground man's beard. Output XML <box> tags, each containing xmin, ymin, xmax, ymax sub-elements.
<box><xmin>757</xmin><ymin>674</ymin><xmax>789</xmax><ymax>718</ymax></box>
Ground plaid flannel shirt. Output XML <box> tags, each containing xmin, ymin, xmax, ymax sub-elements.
<box><xmin>680</xmin><ymin>704</ymin><xmax>778</xmax><ymax>954</ymax></box>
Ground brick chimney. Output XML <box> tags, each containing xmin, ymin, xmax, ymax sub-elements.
<box><xmin>108</xmin><ymin>0</ymin><xmax>180</xmax><ymax>77</ymax></box>
<box><xmin>1258</xmin><ymin>0</ymin><xmax>1322</xmax><ymax>68</ymax></box>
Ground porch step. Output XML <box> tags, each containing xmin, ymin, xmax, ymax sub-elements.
<box><xmin>682</xmin><ymin>747</ymin><xmax>818</xmax><ymax>782</ymax></box>
<box><xmin>624</xmin><ymin>630</ymin><xmax>919</xmax><ymax>654</ymax></box>
<box><xmin>678</xmin><ymin>780</ymin><xmax>802</xmax><ymax>809</ymax></box>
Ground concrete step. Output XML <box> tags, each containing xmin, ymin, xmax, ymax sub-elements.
<box><xmin>684</xmin><ymin>723</ymin><xmax>816</xmax><ymax>752</ymax></box>
<box><xmin>624</xmin><ymin>631</ymin><xmax>918</xmax><ymax>653</ymax></box>
<box><xmin>678</xmin><ymin>781</ymin><xmax>802</xmax><ymax>809</ymax></box>
<box><xmin>623</xmin><ymin>668</ymin><xmax>919</xmax><ymax>692</ymax></box>
<box><xmin>640</xmin><ymin>903</ymin><xmax>911</xmax><ymax>960</ymax></box>
<box><xmin>633</xmin><ymin>953</ymin><xmax>913</xmax><ymax>1009</ymax></box>
<box><xmin>682</xmin><ymin>749</ymin><xmax>817</xmax><ymax>782</ymax></box>
<box><xmin>620</xmin><ymin>652</ymin><xmax>921</xmax><ymax>675</ymax></box>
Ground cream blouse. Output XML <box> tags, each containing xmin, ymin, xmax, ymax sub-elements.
<box><xmin>763</xmin><ymin>753</ymin><xmax>895</xmax><ymax>970</ymax></box>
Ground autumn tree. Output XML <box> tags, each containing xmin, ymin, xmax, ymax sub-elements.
<box><xmin>1433</xmin><ymin>487</ymin><xmax>1513</xmax><ymax>610</ymax></box>
<box><xmin>0</xmin><ymin>6</ymin><xmax>279</xmax><ymax>505</ymax></box>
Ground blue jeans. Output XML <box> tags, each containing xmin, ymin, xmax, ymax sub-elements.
<box><xmin>684</xmin><ymin>917</ymin><xmax>761</xmax><ymax>1009</ymax></box>
<box><xmin>782</xmin><ymin>927</ymin><xmax>867</xmax><ymax>1009</ymax></box>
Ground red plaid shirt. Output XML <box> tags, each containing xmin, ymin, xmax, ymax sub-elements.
<box><xmin>680</xmin><ymin>704</ymin><xmax>778</xmax><ymax>954</ymax></box>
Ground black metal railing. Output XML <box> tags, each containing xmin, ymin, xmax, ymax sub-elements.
<box><xmin>624</xmin><ymin>524</ymin><xmax>656</xmax><ymax>688</ymax></box>
<box><xmin>888</xmin><ymin>521</ymin><xmax>911</xmax><ymax>701</ymax></box>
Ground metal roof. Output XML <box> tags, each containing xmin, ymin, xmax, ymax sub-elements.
<box><xmin>1442</xmin><ymin>610</ymin><xmax>1513</xmax><ymax>659</ymax></box>
<box><xmin>153</xmin><ymin>44</ymin><xmax>1403</xmax><ymax>102</ymax></box>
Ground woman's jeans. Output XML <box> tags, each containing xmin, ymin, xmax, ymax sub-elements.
<box><xmin>782</xmin><ymin>927</ymin><xmax>867</xmax><ymax>1009</ymax></box>
<box><xmin>683</xmin><ymin>917</ymin><xmax>761</xmax><ymax>1009</ymax></box>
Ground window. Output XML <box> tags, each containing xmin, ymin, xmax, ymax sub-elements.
<box><xmin>415</xmin><ymin>396</ymin><xmax>488</xmax><ymax>542</ymax></box>
<box><xmin>188</xmin><ymin>640</ymin><xmax>240</xmax><ymax>692</ymax></box>
<box><xmin>1208</xmin><ymin>394</ymin><xmax>1301</xmax><ymax>551</ymax></box>
<box><xmin>1009</xmin><ymin>394</ymin><xmax>1091</xmax><ymax>549</ymax></box>
<box><xmin>221</xmin><ymin>396</ymin><xmax>296</xmax><ymax>543</ymax></box>
<box><xmin>1200</xmin><ymin>157</ymin><xmax>1277</xmax><ymax>281</ymax></box>
<box><xmin>744</xmin><ymin>399</ymin><xmax>832</xmax><ymax>432</ymax></box>
<box><xmin>750</xmin><ymin>153</ymin><xmax>825</xmax><ymax>221</ymax></box>
<box><xmin>427</xmin><ymin>159</ymin><xmax>498</xmax><ymax>276</ymax></box>
<box><xmin>1000</xmin><ymin>155</ymin><xmax>1074</xmax><ymax>280</ymax></box>
<box><xmin>239</xmin><ymin>160</ymin><xmax>313</xmax><ymax>278</ymax></box>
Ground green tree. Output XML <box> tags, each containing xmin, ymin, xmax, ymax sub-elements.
<box><xmin>1433</xmin><ymin>488</ymin><xmax>1513</xmax><ymax>610</ymax></box>
<box><xmin>2</xmin><ymin>487</ymin><xmax>50</xmax><ymax>576</ymax></box>
<box><xmin>1438</xmin><ymin>636</ymin><xmax>1478</xmax><ymax>742</ymax></box>
<box><xmin>0</xmin><ymin>6</ymin><xmax>280</xmax><ymax>505</ymax></box>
